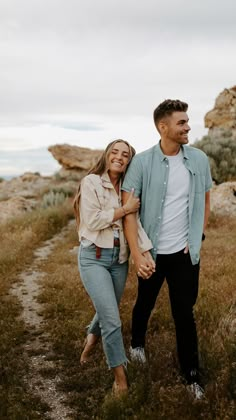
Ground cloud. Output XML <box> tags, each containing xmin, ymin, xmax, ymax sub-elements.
<box><xmin>0</xmin><ymin>148</ymin><xmax>60</xmax><ymax>176</ymax></box>
<box><xmin>0</xmin><ymin>0</ymin><xmax>235</xmax><ymax>175</ymax></box>
<box><xmin>1</xmin><ymin>2</ymin><xmax>235</xmax><ymax>119</ymax></box>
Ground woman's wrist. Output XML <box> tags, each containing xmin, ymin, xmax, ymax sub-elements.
<box><xmin>122</xmin><ymin>205</ymin><xmax>128</xmax><ymax>216</ymax></box>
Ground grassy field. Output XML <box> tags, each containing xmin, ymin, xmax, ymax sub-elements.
<box><xmin>39</xmin><ymin>214</ymin><xmax>236</xmax><ymax>419</ymax></box>
<box><xmin>0</xmin><ymin>209</ymin><xmax>235</xmax><ymax>419</ymax></box>
<box><xmin>0</xmin><ymin>201</ymin><xmax>73</xmax><ymax>419</ymax></box>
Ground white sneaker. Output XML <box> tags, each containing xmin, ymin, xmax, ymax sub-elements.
<box><xmin>188</xmin><ymin>382</ymin><xmax>205</xmax><ymax>400</ymax></box>
<box><xmin>129</xmin><ymin>346</ymin><xmax>146</xmax><ymax>363</ymax></box>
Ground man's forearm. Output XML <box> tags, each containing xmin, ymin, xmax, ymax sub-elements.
<box><xmin>203</xmin><ymin>191</ymin><xmax>211</xmax><ymax>232</ymax></box>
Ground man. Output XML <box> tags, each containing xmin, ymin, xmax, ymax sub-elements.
<box><xmin>122</xmin><ymin>99</ymin><xmax>212</xmax><ymax>399</ymax></box>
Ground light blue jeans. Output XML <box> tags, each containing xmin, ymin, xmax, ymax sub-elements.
<box><xmin>78</xmin><ymin>243</ymin><xmax>128</xmax><ymax>368</ymax></box>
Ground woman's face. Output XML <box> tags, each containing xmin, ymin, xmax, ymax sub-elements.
<box><xmin>107</xmin><ymin>142</ymin><xmax>130</xmax><ymax>175</ymax></box>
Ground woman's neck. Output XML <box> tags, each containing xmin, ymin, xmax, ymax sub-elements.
<box><xmin>108</xmin><ymin>171</ymin><xmax>121</xmax><ymax>193</ymax></box>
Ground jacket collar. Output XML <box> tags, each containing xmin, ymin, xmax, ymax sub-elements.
<box><xmin>101</xmin><ymin>171</ymin><xmax>112</xmax><ymax>184</ymax></box>
<box><xmin>101</xmin><ymin>171</ymin><xmax>122</xmax><ymax>192</ymax></box>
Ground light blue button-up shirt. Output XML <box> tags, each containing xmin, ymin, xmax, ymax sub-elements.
<box><xmin>122</xmin><ymin>142</ymin><xmax>212</xmax><ymax>265</ymax></box>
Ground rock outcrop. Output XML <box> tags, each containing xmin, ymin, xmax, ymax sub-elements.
<box><xmin>0</xmin><ymin>171</ymin><xmax>78</xmax><ymax>224</ymax></box>
<box><xmin>48</xmin><ymin>144</ymin><xmax>102</xmax><ymax>172</ymax></box>
<box><xmin>205</xmin><ymin>86</ymin><xmax>236</xmax><ymax>139</ymax></box>
<box><xmin>210</xmin><ymin>181</ymin><xmax>236</xmax><ymax>216</ymax></box>
<box><xmin>0</xmin><ymin>196</ymin><xmax>37</xmax><ymax>224</ymax></box>
<box><xmin>0</xmin><ymin>172</ymin><xmax>51</xmax><ymax>201</ymax></box>
<box><xmin>0</xmin><ymin>144</ymin><xmax>104</xmax><ymax>224</ymax></box>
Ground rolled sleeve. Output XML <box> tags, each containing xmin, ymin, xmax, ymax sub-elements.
<box><xmin>122</xmin><ymin>157</ymin><xmax>142</xmax><ymax>197</ymax></box>
<box><xmin>80</xmin><ymin>178</ymin><xmax>114</xmax><ymax>231</ymax></box>
<box><xmin>205</xmin><ymin>158</ymin><xmax>213</xmax><ymax>191</ymax></box>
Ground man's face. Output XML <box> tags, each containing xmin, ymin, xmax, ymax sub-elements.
<box><xmin>162</xmin><ymin>111</ymin><xmax>191</xmax><ymax>145</ymax></box>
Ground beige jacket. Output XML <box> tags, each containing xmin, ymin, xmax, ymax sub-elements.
<box><xmin>78</xmin><ymin>172</ymin><xmax>153</xmax><ymax>263</ymax></box>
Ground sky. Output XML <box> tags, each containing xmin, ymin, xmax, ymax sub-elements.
<box><xmin>0</xmin><ymin>0</ymin><xmax>235</xmax><ymax>177</ymax></box>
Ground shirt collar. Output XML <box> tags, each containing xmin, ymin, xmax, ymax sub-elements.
<box><xmin>155</xmin><ymin>141</ymin><xmax>189</xmax><ymax>161</ymax></box>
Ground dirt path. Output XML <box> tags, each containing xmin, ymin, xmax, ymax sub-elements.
<box><xmin>11</xmin><ymin>221</ymin><xmax>76</xmax><ymax>420</ymax></box>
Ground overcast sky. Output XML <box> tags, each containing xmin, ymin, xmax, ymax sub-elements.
<box><xmin>0</xmin><ymin>0</ymin><xmax>235</xmax><ymax>176</ymax></box>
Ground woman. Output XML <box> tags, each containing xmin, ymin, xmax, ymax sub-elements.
<box><xmin>74</xmin><ymin>139</ymin><xmax>152</xmax><ymax>396</ymax></box>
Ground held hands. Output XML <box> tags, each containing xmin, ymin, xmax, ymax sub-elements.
<box><xmin>123</xmin><ymin>188</ymin><xmax>140</xmax><ymax>215</ymax></box>
<box><xmin>134</xmin><ymin>251</ymin><xmax>156</xmax><ymax>280</ymax></box>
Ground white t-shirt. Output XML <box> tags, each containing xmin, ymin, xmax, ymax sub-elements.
<box><xmin>157</xmin><ymin>150</ymin><xmax>190</xmax><ymax>254</ymax></box>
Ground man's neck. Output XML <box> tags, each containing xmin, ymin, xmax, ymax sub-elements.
<box><xmin>160</xmin><ymin>139</ymin><xmax>181</xmax><ymax>156</ymax></box>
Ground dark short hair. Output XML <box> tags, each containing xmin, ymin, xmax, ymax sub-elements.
<box><xmin>153</xmin><ymin>99</ymin><xmax>188</xmax><ymax>127</ymax></box>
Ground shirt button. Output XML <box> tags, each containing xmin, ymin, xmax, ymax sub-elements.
<box><xmin>158</xmin><ymin>216</ymin><xmax>161</xmax><ymax>219</ymax></box>
<box><xmin>164</xmin><ymin>182</ymin><xmax>166</xmax><ymax>185</ymax></box>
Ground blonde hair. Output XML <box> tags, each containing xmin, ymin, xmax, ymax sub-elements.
<box><xmin>73</xmin><ymin>139</ymin><xmax>136</xmax><ymax>227</ymax></box>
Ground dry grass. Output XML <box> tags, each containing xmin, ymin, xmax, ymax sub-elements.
<box><xmin>37</xmin><ymin>214</ymin><xmax>236</xmax><ymax>419</ymax></box>
<box><xmin>0</xmin><ymin>209</ymin><xmax>235</xmax><ymax>419</ymax></box>
<box><xmin>0</xmin><ymin>200</ymin><xmax>73</xmax><ymax>418</ymax></box>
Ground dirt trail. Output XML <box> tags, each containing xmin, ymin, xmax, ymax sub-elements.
<box><xmin>11</xmin><ymin>221</ymin><xmax>77</xmax><ymax>420</ymax></box>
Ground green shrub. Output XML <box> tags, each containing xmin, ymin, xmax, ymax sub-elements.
<box><xmin>51</xmin><ymin>186</ymin><xmax>75</xmax><ymax>197</ymax></box>
<box><xmin>193</xmin><ymin>135</ymin><xmax>236</xmax><ymax>183</ymax></box>
<box><xmin>41</xmin><ymin>190</ymin><xmax>68</xmax><ymax>208</ymax></box>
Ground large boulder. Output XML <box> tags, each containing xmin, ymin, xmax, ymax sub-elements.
<box><xmin>48</xmin><ymin>144</ymin><xmax>103</xmax><ymax>171</ymax></box>
<box><xmin>205</xmin><ymin>86</ymin><xmax>236</xmax><ymax>139</ymax></box>
<box><xmin>0</xmin><ymin>196</ymin><xmax>37</xmax><ymax>224</ymax></box>
<box><xmin>0</xmin><ymin>172</ymin><xmax>51</xmax><ymax>201</ymax></box>
<box><xmin>0</xmin><ymin>171</ymin><xmax>78</xmax><ymax>224</ymax></box>
<box><xmin>211</xmin><ymin>181</ymin><xmax>236</xmax><ymax>216</ymax></box>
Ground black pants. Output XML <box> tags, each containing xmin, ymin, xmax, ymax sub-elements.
<box><xmin>131</xmin><ymin>249</ymin><xmax>200</xmax><ymax>383</ymax></box>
